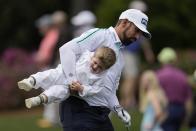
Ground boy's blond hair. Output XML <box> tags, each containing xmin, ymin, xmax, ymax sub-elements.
<box><xmin>94</xmin><ymin>47</ymin><xmax>116</xmax><ymax>70</ymax></box>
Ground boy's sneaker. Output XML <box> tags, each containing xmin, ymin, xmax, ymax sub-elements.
<box><xmin>18</xmin><ymin>77</ymin><xmax>35</xmax><ymax>91</ymax></box>
<box><xmin>25</xmin><ymin>96</ymin><xmax>41</xmax><ymax>109</ymax></box>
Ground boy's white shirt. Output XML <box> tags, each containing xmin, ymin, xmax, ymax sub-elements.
<box><xmin>59</xmin><ymin>27</ymin><xmax>125</xmax><ymax>111</ymax></box>
<box><xmin>33</xmin><ymin>50</ymin><xmax>107</xmax><ymax>103</ymax></box>
<box><xmin>75</xmin><ymin>50</ymin><xmax>107</xmax><ymax>97</ymax></box>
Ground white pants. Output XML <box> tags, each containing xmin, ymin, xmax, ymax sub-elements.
<box><xmin>32</xmin><ymin>64</ymin><xmax>70</xmax><ymax>103</ymax></box>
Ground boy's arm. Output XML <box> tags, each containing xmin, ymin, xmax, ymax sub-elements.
<box><xmin>69</xmin><ymin>79</ymin><xmax>105</xmax><ymax>97</ymax></box>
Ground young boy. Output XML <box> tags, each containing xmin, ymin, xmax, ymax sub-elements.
<box><xmin>18</xmin><ymin>47</ymin><xmax>116</xmax><ymax>108</ymax></box>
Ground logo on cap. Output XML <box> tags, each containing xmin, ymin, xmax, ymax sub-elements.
<box><xmin>141</xmin><ymin>18</ymin><xmax>147</xmax><ymax>27</ymax></box>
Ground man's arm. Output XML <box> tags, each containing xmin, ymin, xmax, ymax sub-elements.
<box><xmin>107</xmin><ymin>93</ymin><xmax>131</xmax><ymax>127</ymax></box>
<box><xmin>59</xmin><ymin>40</ymin><xmax>78</xmax><ymax>83</ymax></box>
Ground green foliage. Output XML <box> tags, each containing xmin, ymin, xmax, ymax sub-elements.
<box><xmin>0</xmin><ymin>0</ymin><xmax>196</xmax><ymax>54</ymax></box>
<box><xmin>96</xmin><ymin>0</ymin><xmax>196</xmax><ymax>53</ymax></box>
<box><xmin>0</xmin><ymin>0</ymin><xmax>68</xmax><ymax>52</ymax></box>
<box><xmin>96</xmin><ymin>0</ymin><xmax>130</xmax><ymax>27</ymax></box>
<box><xmin>147</xmin><ymin>0</ymin><xmax>196</xmax><ymax>52</ymax></box>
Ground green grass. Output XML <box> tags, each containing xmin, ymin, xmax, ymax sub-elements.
<box><xmin>0</xmin><ymin>114</ymin><xmax>61</xmax><ymax>131</ymax></box>
<box><xmin>111</xmin><ymin>108</ymin><xmax>142</xmax><ymax>131</ymax></box>
<box><xmin>0</xmin><ymin>108</ymin><xmax>140</xmax><ymax>131</ymax></box>
<box><xmin>0</xmin><ymin>108</ymin><xmax>61</xmax><ymax>131</ymax></box>
<box><xmin>0</xmin><ymin>107</ymin><xmax>190</xmax><ymax>131</ymax></box>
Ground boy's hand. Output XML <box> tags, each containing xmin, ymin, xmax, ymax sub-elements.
<box><xmin>69</xmin><ymin>81</ymin><xmax>83</xmax><ymax>92</ymax></box>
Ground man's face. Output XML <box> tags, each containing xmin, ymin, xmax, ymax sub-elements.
<box><xmin>120</xmin><ymin>21</ymin><xmax>142</xmax><ymax>45</ymax></box>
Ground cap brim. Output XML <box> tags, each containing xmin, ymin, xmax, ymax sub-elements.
<box><xmin>134</xmin><ymin>23</ymin><xmax>151</xmax><ymax>39</ymax></box>
<box><xmin>143</xmin><ymin>31</ymin><xmax>151</xmax><ymax>39</ymax></box>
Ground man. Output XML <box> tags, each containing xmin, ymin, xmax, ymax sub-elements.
<box><xmin>59</xmin><ymin>9</ymin><xmax>151</xmax><ymax>131</ymax></box>
<box><xmin>119</xmin><ymin>0</ymin><xmax>155</xmax><ymax>108</ymax></box>
<box><xmin>157</xmin><ymin>47</ymin><xmax>192</xmax><ymax>131</ymax></box>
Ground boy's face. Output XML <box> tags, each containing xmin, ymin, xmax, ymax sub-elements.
<box><xmin>90</xmin><ymin>55</ymin><xmax>105</xmax><ymax>74</ymax></box>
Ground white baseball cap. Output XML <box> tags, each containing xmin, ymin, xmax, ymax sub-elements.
<box><xmin>119</xmin><ymin>9</ymin><xmax>151</xmax><ymax>39</ymax></box>
<box><xmin>71</xmin><ymin>10</ymin><xmax>96</xmax><ymax>26</ymax></box>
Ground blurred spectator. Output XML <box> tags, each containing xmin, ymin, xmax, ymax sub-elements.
<box><xmin>71</xmin><ymin>10</ymin><xmax>96</xmax><ymax>37</ymax></box>
<box><xmin>119</xmin><ymin>0</ymin><xmax>155</xmax><ymax>108</ymax></box>
<box><xmin>34</xmin><ymin>11</ymin><xmax>70</xmax><ymax>69</ymax></box>
<box><xmin>129</xmin><ymin>0</ymin><xmax>148</xmax><ymax>12</ymax></box>
<box><xmin>139</xmin><ymin>70</ymin><xmax>168</xmax><ymax>131</ymax></box>
<box><xmin>34</xmin><ymin>14</ymin><xmax>55</xmax><ymax>69</ymax></box>
<box><xmin>188</xmin><ymin>70</ymin><xmax>196</xmax><ymax>131</ymax></box>
<box><xmin>34</xmin><ymin>13</ymin><xmax>57</xmax><ymax>128</ymax></box>
<box><xmin>34</xmin><ymin>11</ymin><xmax>70</xmax><ymax>128</ymax></box>
<box><xmin>156</xmin><ymin>47</ymin><xmax>193</xmax><ymax>131</ymax></box>
<box><xmin>50</xmin><ymin>10</ymin><xmax>72</xmax><ymax>66</ymax></box>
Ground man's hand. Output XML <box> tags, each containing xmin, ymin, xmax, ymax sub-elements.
<box><xmin>114</xmin><ymin>105</ymin><xmax>131</xmax><ymax>127</ymax></box>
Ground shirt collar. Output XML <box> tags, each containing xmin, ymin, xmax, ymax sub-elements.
<box><xmin>108</xmin><ymin>27</ymin><xmax>124</xmax><ymax>49</ymax></box>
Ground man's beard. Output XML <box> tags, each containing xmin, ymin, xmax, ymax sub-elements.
<box><xmin>121</xmin><ymin>30</ymin><xmax>136</xmax><ymax>46</ymax></box>
<box><xmin>122</xmin><ymin>38</ymin><xmax>136</xmax><ymax>46</ymax></box>
<box><xmin>122</xmin><ymin>42</ymin><xmax>132</xmax><ymax>46</ymax></box>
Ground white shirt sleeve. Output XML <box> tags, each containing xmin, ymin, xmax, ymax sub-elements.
<box><xmin>106</xmin><ymin>92</ymin><xmax>120</xmax><ymax>112</ymax></box>
<box><xmin>59</xmin><ymin>28</ymin><xmax>105</xmax><ymax>84</ymax></box>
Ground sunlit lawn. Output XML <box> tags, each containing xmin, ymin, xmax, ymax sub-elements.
<box><xmin>0</xmin><ymin>107</ymin><xmax>189</xmax><ymax>131</ymax></box>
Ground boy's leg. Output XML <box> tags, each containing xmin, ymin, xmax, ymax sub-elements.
<box><xmin>25</xmin><ymin>84</ymin><xmax>69</xmax><ymax>108</ymax></box>
<box><xmin>18</xmin><ymin>64</ymin><xmax>65</xmax><ymax>91</ymax></box>
<box><xmin>43</xmin><ymin>85</ymin><xmax>69</xmax><ymax>103</ymax></box>
<box><xmin>25</xmin><ymin>94</ymin><xmax>48</xmax><ymax>108</ymax></box>
<box><xmin>31</xmin><ymin>65</ymin><xmax>66</xmax><ymax>90</ymax></box>
<box><xmin>18</xmin><ymin>76</ymin><xmax>36</xmax><ymax>91</ymax></box>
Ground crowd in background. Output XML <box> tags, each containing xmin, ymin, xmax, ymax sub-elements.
<box><xmin>0</xmin><ymin>0</ymin><xmax>196</xmax><ymax>131</ymax></box>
